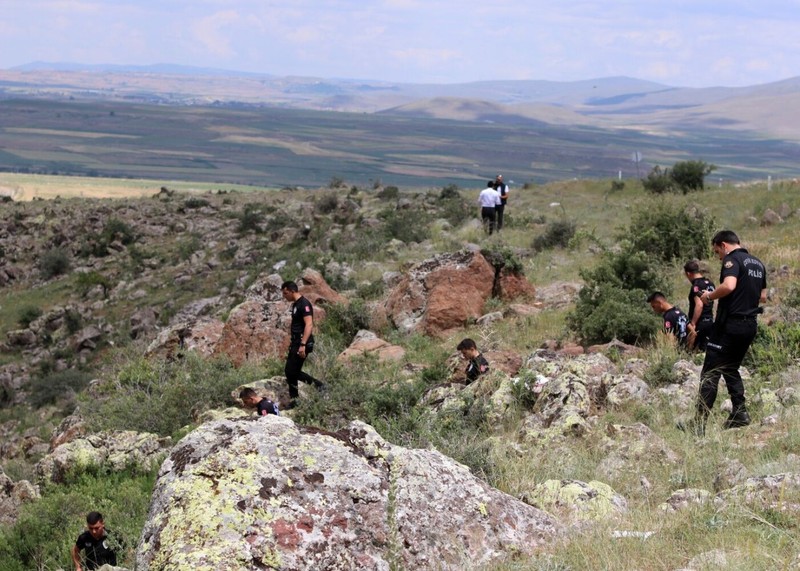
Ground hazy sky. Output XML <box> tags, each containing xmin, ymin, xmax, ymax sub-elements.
<box><xmin>3</xmin><ymin>0</ymin><xmax>799</xmax><ymax>87</ymax></box>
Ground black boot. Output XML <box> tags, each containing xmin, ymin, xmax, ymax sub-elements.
<box><xmin>723</xmin><ymin>406</ymin><xmax>751</xmax><ymax>429</ymax></box>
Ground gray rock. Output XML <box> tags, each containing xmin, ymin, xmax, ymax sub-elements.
<box><xmin>136</xmin><ymin>418</ymin><xmax>561</xmax><ymax>571</ymax></box>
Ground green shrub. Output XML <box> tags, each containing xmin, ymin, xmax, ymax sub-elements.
<box><xmin>176</xmin><ymin>234</ymin><xmax>203</xmax><ymax>261</ymax></box>
<box><xmin>641</xmin><ymin>165</ymin><xmax>676</xmax><ymax>194</ymax></box>
<box><xmin>319</xmin><ymin>300</ymin><xmax>372</xmax><ymax>348</ymax></box>
<box><xmin>481</xmin><ymin>245</ymin><xmax>524</xmax><ymax>274</ymax></box>
<box><xmin>381</xmin><ymin>207</ymin><xmax>431</xmax><ymax>243</ymax></box>
<box><xmin>184</xmin><ymin>197</ymin><xmax>210</xmax><ymax>209</ymax></box>
<box><xmin>315</xmin><ymin>192</ymin><xmax>339</xmax><ymax>214</ymax></box>
<box><xmin>76</xmin><ymin>271</ymin><xmax>113</xmax><ymax>298</ymax></box>
<box><xmin>439</xmin><ymin>184</ymin><xmax>460</xmax><ymax>200</ymax></box>
<box><xmin>28</xmin><ymin>369</ymin><xmax>92</xmax><ymax>408</ymax></box>
<box><xmin>237</xmin><ymin>204</ymin><xmax>265</xmax><ymax>234</ymax></box>
<box><xmin>745</xmin><ymin>321</ymin><xmax>800</xmax><ymax>379</ymax></box>
<box><xmin>624</xmin><ymin>201</ymin><xmax>715</xmax><ymax>262</ymax></box>
<box><xmin>39</xmin><ymin>247</ymin><xmax>72</xmax><ymax>279</ymax></box>
<box><xmin>64</xmin><ymin>309</ymin><xmax>83</xmax><ymax>334</ymax></box>
<box><xmin>377</xmin><ymin>185</ymin><xmax>400</xmax><ymax>200</ymax></box>
<box><xmin>82</xmin><ymin>354</ymin><xmax>268</xmax><ymax>437</ymax></box>
<box><xmin>17</xmin><ymin>305</ymin><xmax>42</xmax><ymax>328</ymax></box>
<box><xmin>103</xmin><ymin>218</ymin><xmax>137</xmax><ymax>246</ymax></box>
<box><xmin>567</xmin><ymin>283</ymin><xmax>661</xmax><ymax>345</ymax></box>
<box><xmin>532</xmin><ymin>219</ymin><xmax>577</xmax><ymax>252</ymax></box>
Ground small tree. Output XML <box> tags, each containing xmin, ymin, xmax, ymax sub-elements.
<box><xmin>671</xmin><ymin>160</ymin><xmax>716</xmax><ymax>193</ymax></box>
<box><xmin>641</xmin><ymin>165</ymin><xmax>675</xmax><ymax>194</ymax></box>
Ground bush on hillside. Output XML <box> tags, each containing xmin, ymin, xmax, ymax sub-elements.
<box><xmin>624</xmin><ymin>201</ymin><xmax>715</xmax><ymax>262</ymax></box>
<box><xmin>377</xmin><ymin>185</ymin><xmax>400</xmax><ymax>200</ymax></box>
<box><xmin>642</xmin><ymin>161</ymin><xmax>717</xmax><ymax>195</ymax></box>
<box><xmin>237</xmin><ymin>203</ymin><xmax>266</xmax><ymax>234</ymax></box>
<box><xmin>481</xmin><ymin>245</ymin><xmax>524</xmax><ymax>274</ymax></box>
<box><xmin>39</xmin><ymin>247</ymin><xmax>72</xmax><ymax>279</ymax></box>
<box><xmin>532</xmin><ymin>218</ymin><xmax>577</xmax><ymax>252</ymax></box>
<box><xmin>319</xmin><ymin>300</ymin><xmax>372</xmax><ymax>348</ymax></box>
<box><xmin>82</xmin><ymin>354</ymin><xmax>271</xmax><ymax>437</ymax></box>
<box><xmin>567</xmin><ymin>247</ymin><xmax>669</xmax><ymax>345</ymax></box>
<box><xmin>75</xmin><ymin>271</ymin><xmax>113</xmax><ymax>298</ymax></box>
<box><xmin>17</xmin><ymin>305</ymin><xmax>42</xmax><ymax>328</ymax></box>
<box><xmin>567</xmin><ymin>282</ymin><xmax>661</xmax><ymax>345</ymax></box>
<box><xmin>28</xmin><ymin>369</ymin><xmax>92</xmax><ymax>409</ymax></box>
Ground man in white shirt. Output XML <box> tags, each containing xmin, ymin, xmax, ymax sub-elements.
<box><xmin>478</xmin><ymin>181</ymin><xmax>501</xmax><ymax>235</ymax></box>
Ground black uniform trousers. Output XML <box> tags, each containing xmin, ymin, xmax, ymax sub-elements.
<box><xmin>284</xmin><ymin>344</ymin><xmax>322</xmax><ymax>400</ymax></box>
<box><xmin>495</xmin><ymin>204</ymin><xmax>505</xmax><ymax>231</ymax></box>
<box><xmin>481</xmin><ymin>207</ymin><xmax>496</xmax><ymax>234</ymax></box>
<box><xmin>694</xmin><ymin>318</ymin><xmax>714</xmax><ymax>351</ymax></box>
<box><xmin>698</xmin><ymin>317</ymin><xmax>757</xmax><ymax>413</ymax></box>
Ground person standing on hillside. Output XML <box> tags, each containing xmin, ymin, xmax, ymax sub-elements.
<box><xmin>478</xmin><ymin>180</ymin><xmax>501</xmax><ymax>235</ymax></box>
<box><xmin>684</xmin><ymin>230</ymin><xmax>767</xmax><ymax>435</ymax></box>
<box><xmin>647</xmin><ymin>292</ymin><xmax>690</xmax><ymax>347</ymax></box>
<box><xmin>281</xmin><ymin>281</ymin><xmax>325</xmax><ymax>409</ymax></box>
<box><xmin>684</xmin><ymin>260</ymin><xmax>716</xmax><ymax>350</ymax></box>
<box><xmin>494</xmin><ymin>174</ymin><xmax>509</xmax><ymax>231</ymax></box>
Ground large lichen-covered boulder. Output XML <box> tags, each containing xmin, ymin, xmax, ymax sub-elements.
<box><xmin>136</xmin><ymin>418</ymin><xmax>562</xmax><ymax>571</ymax></box>
<box><xmin>35</xmin><ymin>430</ymin><xmax>168</xmax><ymax>484</ymax></box>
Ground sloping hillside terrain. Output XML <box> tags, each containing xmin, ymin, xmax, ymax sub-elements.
<box><xmin>0</xmin><ymin>177</ymin><xmax>799</xmax><ymax>569</ymax></box>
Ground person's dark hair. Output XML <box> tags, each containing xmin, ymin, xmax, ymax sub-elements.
<box><xmin>712</xmin><ymin>230</ymin><xmax>740</xmax><ymax>246</ymax></box>
<box><xmin>646</xmin><ymin>291</ymin><xmax>666</xmax><ymax>303</ymax></box>
<box><xmin>86</xmin><ymin>511</ymin><xmax>103</xmax><ymax>525</ymax></box>
<box><xmin>239</xmin><ymin>387</ymin><xmax>257</xmax><ymax>400</ymax></box>
<box><xmin>281</xmin><ymin>281</ymin><xmax>298</xmax><ymax>292</ymax></box>
<box><xmin>684</xmin><ymin>260</ymin><xmax>700</xmax><ymax>273</ymax></box>
<box><xmin>457</xmin><ymin>338</ymin><xmax>477</xmax><ymax>351</ymax></box>
<box><xmin>487</xmin><ymin>181</ymin><xmax>495</xmax><ymax>188</ymax></box>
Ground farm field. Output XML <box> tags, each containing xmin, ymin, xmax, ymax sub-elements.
<box><xmin>1</xmin><ymin>97</ymin><xmax>798</xmax><ymax>190</ymax></box>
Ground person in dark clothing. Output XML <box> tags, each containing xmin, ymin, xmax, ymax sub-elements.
<box><xmin>239</xmin><ymin>387</ymin><xmax>279</xmax><ymax>416</ymax></box>
<box><xmin>281</xmin><ymin>281</ymin><xmax>325</xmax><ymax>408</ymax></box>
<box><xmin>456</xmin><ymin>338</ymin><xmax>490</xmax><ymax>384</ymax></box>
<box><xmin>684</xmin><ymin>259</ymin><xmax>716</xmax><ymax>350</ymax></box>
<box><xmin>71</xmin><ymin>512</ymin><xmax>120</xmax><ymax>571</ymax></box>
<box><xmin>683</xmin><ymin>230</ymin><xmax>767</xmax><ymax>435</ymax></box>
<box><xmin>494</xmin><ymin>174</ymin><xmax>509</xmax><ymax>231</ymax></box>
<box><xmin>647</xmin><ymin>291</ymin><xmax>690</xmax><ymax>347</ymax></box>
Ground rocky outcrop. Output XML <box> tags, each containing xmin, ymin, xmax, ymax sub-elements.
<box><xmin>0</xmin><ymin>466</ymin><xmax>39</xmax><ymax>526</ymax></box>
<box><xmin>35</xmin><ymin>430</ymin><xmax>169</xmax><ymax>484</ymax></box>
<box><xmin>336</xmin><ymin>330</ymin><xmax>406</xmax><ymax>363</ymax></box>
<box><xmin>136</xmin><ymin>418</ymin><xmax>562</xmax><ymax>571</ymax></box>
<box><xmin>523</xmin><ymin>479</ymin><xmax>627</xmax><ymax>524</ymax></box>
<box><xmin>377</xmin><ymin>250</ymin><xmax>495</xmax><ymax>336</ymax></box>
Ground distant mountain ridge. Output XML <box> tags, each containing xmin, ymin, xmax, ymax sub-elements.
<box><xmin>3</xmin><ymin>62</ymin><xmax>799</xmax><ymax>141</ymax></box>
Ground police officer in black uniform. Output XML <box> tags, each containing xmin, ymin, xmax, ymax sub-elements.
<box><xmin>690</xmin><ymin>230</ymin><xmax>767</xmax><ymax>434</ymax></box>
<box><xmin>684</xmin><ymin>260</ymin><xmax>716</xmax><ymax>350</ymax></box>
<box><xmin>71</xmin><ymin>511</ymin><xmax>121</xmax><ymax>571</ymax></box>
<box><xmin>281</xmin><ymin>281</ymin><xmax>325</xmax><ymax>409</ymax></box>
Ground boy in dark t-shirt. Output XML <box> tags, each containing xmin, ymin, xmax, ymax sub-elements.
<box><xmin>71</xmin><ymin>512</ymin><xmax>121</xmax><ymax>571</ymax></box>
<box><xmin>239</xmin><ymin>387</ymin><xmax>279</xmax><ymax>416</ymax></box>
<box><xmin>456</xmin><ymin>338</ymin><xmax>490</xmax><ymax>384</ymax></box>
<box><xmin>647</xmin><ymin>292</ymin><xmax>690</xmax><ymax>347</ymax></box>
